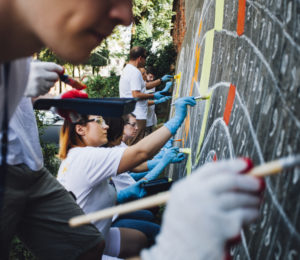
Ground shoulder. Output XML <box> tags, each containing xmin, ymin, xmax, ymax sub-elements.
<box><xmin>71</xmin><ymin>146</ymin><xmax>125</xmax><ymax>161</ymax></box>
<box><xmin>125</xmin><ymin>64</ymin><xmax>140</xmax><ymax>76</ymax></box>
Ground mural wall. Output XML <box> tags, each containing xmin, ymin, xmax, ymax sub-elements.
<box><xmin>169</xmin><ymin>0</ymin><xmax>300</xmax><ymax>259</ymax></box>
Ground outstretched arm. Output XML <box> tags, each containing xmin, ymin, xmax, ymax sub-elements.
<box><xmin>117</xmin><ymin>97</ymin><xmax>196</xmax><ymax>174</ymax></box>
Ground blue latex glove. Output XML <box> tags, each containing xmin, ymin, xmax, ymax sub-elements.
<box><xmin>129</xmin><ymin>171</ymin><xmax>148</xmax><ymax>181</ymax></box>
<box><xmin>161</xmin><ymin>81</ymin><xmax>173</xmax><ymax>93</ymax></box>
<box><xmin>153</xmin><ymin>91</ymin><xmax>165</xmax><ymax>100</ymax></box>
<box><xmin>170</xmin><ymin>152</ymin><xmax>185</xmax><ymax>163</ymax></box>
<box><xmin>153</xmin><ymin>138</ymin><xmax>174</xmax><ymax>159</ymax></box>
<box><xmin>117</xmin><ymin>180</ymin><xmax>146</xmax><ymax>204</ymax></box>
<box><xmin>154</xmin><ymin>96</ymin><xmax>171</xmax><ymax>105</ymax></box>
<box><xmin>161</xmin><ymin>75</ymin><xmax>173</xmax><ymax>82</ymax></box>
<box><xmin>164</xmin><ymin>97</ymin><xmax>196</xmax><ymax>135</ymax></box>
<box><xmin>153</xmin><ymin>149</ymin><xmax>165</xmax><ymax>160</ymax></box>
<box><xmin>164</xmin><ymin>138</ymin><xmax>174</xmax><ymax>149</ymax></box>
<box><xmin>147</xmin><ymin>159</ymin><xmax>159</xmax><ymax>171</ymax></box>
<box><xmin>143</xmin><ymin>147</ymin><xmax>179</xmax><ymax>182</ymax></box>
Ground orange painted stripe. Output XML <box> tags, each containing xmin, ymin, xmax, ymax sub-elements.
<box><xmin>184</xmin><ymin>113</ymin><xmax>190</xmax><ymax>140</ymax></box>
<box><xmin>223</xmin><ymin>84</ymin><xmax>236</xmax><ymax>125</ymax></box>
<box><xmin>189</xmin><ymin>78</ymin><xmax>195</xmax><ymax>96</ymax></box>
<box><xmin>194</xmin><ymin>45</ymin><xmax>201</xmax><ymax>80</ymax></box>
<box><xmin>198</xmin><ymin>20</ymin><xmax>203</xmax><ymax>36</ymax></box>
<box><xmin>237</xmin><ymin>0</ymin><xmax>246</xmax><ymax>36</ymax></box>
<box><xmin>189</xmin><ymin>45</ymin><xmax>201</xmax><ymax>96</ymax></box>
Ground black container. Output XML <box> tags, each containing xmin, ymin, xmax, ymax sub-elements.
<box><xmin>141</xmin><ymin>177</ymin><xmax>173</xmax><ymax>196</ymax></box>
<box><xmin>34</xmin><ymin>98</ymin><xmax>137</xmax><ymax>117</ymax></box>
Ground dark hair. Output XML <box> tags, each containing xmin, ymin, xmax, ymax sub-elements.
<box><xmin>146</xmin><ymin>66</ymin><xmax>155</xmax><ymax>75</ymax></box>
<box><xmin>130</xmin><ymin>46</ymin><xmax>147</xmax><ymax>60</ymax></box>
<box><xmin>103</xmin><ymin>117</ymin><xmax>125</xmax><ymax>145</ymax></box>
<box><xmin>123</xmin><ymin>113</ymin><xmax>136</xmax><ymax>123</ymax></box>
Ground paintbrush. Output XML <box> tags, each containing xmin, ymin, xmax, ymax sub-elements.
<box><xmin>59</xmin><ymin>69</ymin><xmax>87</xmax><ymax>90</ymax></box>
<box><xmin>69</xmin><ymin>154</ymin><xmax>300</xmax><ymax>227</ymax></box>
<box><xmin>171</xmin><ymin>95</ymin><xmax>210</xmax><ymax>106</ymax></box>
<box><xmin>248</xmin><ymin>154</ymin><xmax>300</xmax><ymax>177</ymax></box>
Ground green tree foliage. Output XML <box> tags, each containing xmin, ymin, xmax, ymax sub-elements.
<box><xmin>10</xmin><ymin>237</ymin><xmax>37</xmax><ymax>260</ymax></box>
<box><xmin>37</xmin><ymin>48</ymin><xmax>65</xmax><ymax>64</ymax></box>
<box><xmin>131</xmin><ymin>0</ymin><xmax>174</xmax><ymax>45</ymax></box>
<box><xmin>38</xmin><ymin>43</ymin><xmax>110</xmax><ymax>78</ymax></box>
<box><xmin>34</xmin><ymin>111</ymin><xmax>60</xmax><ymax>176</ymax></box>
<box><xmin>86</xmin><ymin>49</ymin><xmax>109</xmax><ymax>75</ymax></box>
<box><xmin>147</xmin><ymin>42</ymin><xmax>177</xmax><ymax>79</ymax></box>
<box><xmin>85</xmin><ymin>72</ymin><xmax>120</xmax><ymax>98</ymax></box>
<box><xmin>131</xmin><ymin>0</ymin><xmax>176</xmax><ymax>78</ymax></box>
<box><xmin>131</xmin><ymin>0</ymin><xmax>176</xmax><ymax>124</ymax></box>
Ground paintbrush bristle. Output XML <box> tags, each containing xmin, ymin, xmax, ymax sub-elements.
<box><xmin>280</xmin><ymin>154</ymin><xmax>300</xmax><ymax>169</ymax></box>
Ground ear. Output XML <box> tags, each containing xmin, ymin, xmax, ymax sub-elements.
<box><xmin>75</xmin><ymin>124</ymin><xmax>86</xmax><ymax>137</ymax></box>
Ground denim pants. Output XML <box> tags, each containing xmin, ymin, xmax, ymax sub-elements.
<box><xmin>112</xmin><ymin>210</ymin><xmax>160</xmax><ymax>244</ymax></box>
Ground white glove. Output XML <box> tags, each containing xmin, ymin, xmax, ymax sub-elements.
<box><xmin>141</xmin><ymin>159</ymin><xmax>263</xmax><ymax>260</ymax></box>
<box><xmin>24</xmin><ymin>61</ymin><xmax>63</xmax><ymax>97</ymax></box>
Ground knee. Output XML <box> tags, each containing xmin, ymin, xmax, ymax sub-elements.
<box><xmin>77</xmin><ymin>240</ymin><xmax>105</xmax><ymax>260</ymax></box>
<box><xmin>119</xmin><ymin>229</ymin><xmax>148</xmax><ymax>258</ymax></box>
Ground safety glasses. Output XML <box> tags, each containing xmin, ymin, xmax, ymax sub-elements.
<box><xmin>86</xmin><ymin>117</ymin><xmax>107</xmax><ymax>128</ymax></box>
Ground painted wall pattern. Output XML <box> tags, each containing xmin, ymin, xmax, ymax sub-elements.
<box><xmin>169</xmin><ymin>0</ymin><xmax>300</xmax><ymax>258</ymax></box>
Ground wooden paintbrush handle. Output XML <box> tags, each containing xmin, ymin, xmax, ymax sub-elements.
<box><xmin>69</xmin><ymin>191</ymin><xmax>170</xmax><ymax>227</ymax></box>
<box><xmin>248</xmin><ymin>160</ymin><xmax>282</xmax><ymax>177</ymax></box>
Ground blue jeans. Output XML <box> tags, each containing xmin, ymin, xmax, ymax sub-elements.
<box><xmin>112</xmin><ymin>210</ymin><xmax>160</xmax><ymax>244</ymax></box>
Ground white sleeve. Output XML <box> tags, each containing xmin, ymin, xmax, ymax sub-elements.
<box><xmin>84</xmin><ymin>147</ymin><xmax>126</xmax><ymax>186</ymax></box>
<box><xmin>130</xmin><ymin>70</ymin><xmax>144</xmax><ymax>91</ymax></box>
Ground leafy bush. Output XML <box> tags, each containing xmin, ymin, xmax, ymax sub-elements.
<box><xmin>85</xmin><ymin>72</ymin><xmax>120</xmax><ymax>98</ymax></box>
<box><xmin>147</xmin><ymin>42</ymin><xmax>177</xmax><ymax>79</ymax></box>
<box><xmin>9</xmin><ymin>237</ymin><xmax>37</xmax><ymax>260</ymax></box>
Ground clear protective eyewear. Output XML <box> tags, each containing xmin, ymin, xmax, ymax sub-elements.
<box><xmin>87</xmin><ymin>117</ymin><xmax>107</xmax><ymax>128</ymax></box>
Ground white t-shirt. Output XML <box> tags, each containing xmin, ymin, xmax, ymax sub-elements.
<box><xmin>0</xmin><ymin>58</ymin><xmax>43</xmax><ymax>170</ymax></box>
<box><xmin>145</xmin><ymin>88</ymin><xmax>157</xmax><ymax>127</ymax></box>
<box><xmin>119</xmin><ymin>64</ymin><xmax>148</xmax><ymax>120</ymax></box>
<box><xmin>111</xmin><ymin>142</ymin><xmax>136</xmax><ymax>192</ymax></box>
<box><xmin>57</xmin><ymin>146</ymin><xmax>126</xmax><ymax>239</ymax></box>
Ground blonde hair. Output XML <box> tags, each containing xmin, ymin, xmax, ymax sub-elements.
<box><xmin>58</xmin><ymin>118</ymin><xmax>88</xmax><ymax>159</ymax></box>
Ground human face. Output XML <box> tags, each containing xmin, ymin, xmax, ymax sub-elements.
<box><xmin>79</xmin><ymin>116</ymin><xmax>109</xmax><ymax>147</ymax></box>
<box><xmin>147</xmin><ymin>73</ymin><xmax>154</xmax><ymax>82</ymax></box>
<box><xmin>123</xmin><ymin>115</ymin><xmax>138</xmax><ymax>139</ymax></box>
<box><xmin>19</xmin><ymin>0</ymin><xmax>133</xmax><ymax>63</ymax></box>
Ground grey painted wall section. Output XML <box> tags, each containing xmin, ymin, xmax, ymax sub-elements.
<box><xmin>169</xmin><ymin>0</ymin><xmax>300</xmax><ymax>259</ymax></box>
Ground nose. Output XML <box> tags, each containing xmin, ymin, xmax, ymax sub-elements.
<box><xmin>103</xmin><ymin>123</ymin><xmax>109</xmax><ymax>130</ymax></box>
<box><xmin>109</xmin><ymin>0</ymin><xmax>133</xmax><ymax>26</ymax></box>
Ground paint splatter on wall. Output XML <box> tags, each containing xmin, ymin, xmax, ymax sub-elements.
<box><xmin>169</xmin><ymin>0</ymin><xmax>300</xmax><ymax>258</ymax></box>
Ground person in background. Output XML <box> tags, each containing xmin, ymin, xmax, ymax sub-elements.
<box><xmin>103</xmin><ymin>116</ymin><xmax>161</xmax><ymax>247</ymax></box>
<box><xmin>137</xmin><ymin>67</ymin><xmax>171</xmax><ymax>136</ymax></box>
<box><xmin>143</xmin><ymin>68</ymin><xmax>157</xmax><ymax>136</ymax></box>
<box><xmin>119</xmin><ymin>46</ymin><xmax>172</xmax><ymax>145</ymax></box>
<box><xmin>122</xmin><ymin>113</ymin><xmax>138</xmax><ymax>145</ymax></box>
